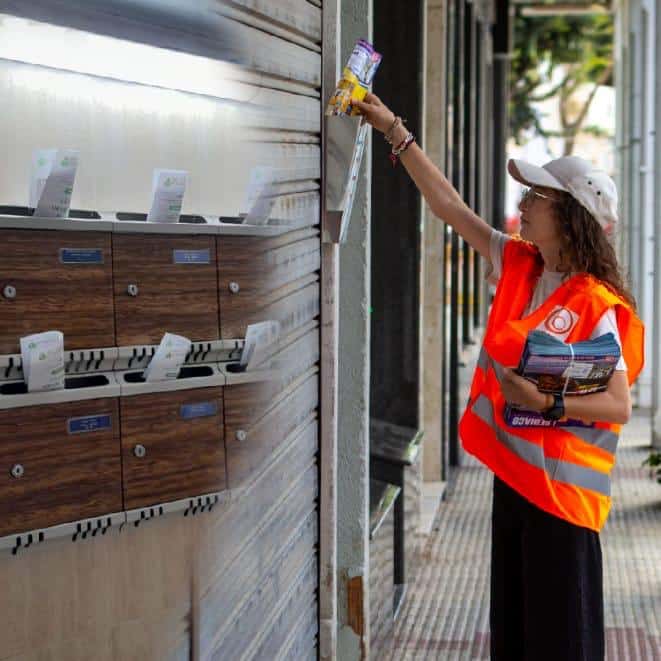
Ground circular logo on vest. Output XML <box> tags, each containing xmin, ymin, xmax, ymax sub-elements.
<box><xmin>544</xmin><ymin>307</ymin><xmax>575</xmax><ymax>334</ymax></box>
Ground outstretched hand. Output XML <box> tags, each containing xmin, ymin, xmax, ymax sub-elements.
<box><xmin>352</xmin><ymin>93</ymin><xmax>396</xmax><ymax>134</ymax></box>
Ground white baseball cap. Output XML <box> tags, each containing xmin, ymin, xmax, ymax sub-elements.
<box><xmin>507</xmin><ymin>155</ymin><xmax>618</xmax><ymax>235</ymax></box>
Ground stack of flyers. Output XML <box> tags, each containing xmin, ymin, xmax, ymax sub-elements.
<box><xmin>504</xmin><ymin>330</ymin><xmax>621</xmax><ymax>428</ymax></box>
<box><xmin>143</xmin><ymin>333</ymin><xmax>192</xmax><ymax>382</ymax></box>
<box><xmin>326</xmin><ymin>39</ymin><xmax>382</xmax><ymax>117</ymax></box>
<box><xmin>19</xmin><ymin>331</ymin><xmax>65</xmax><ymax>392</ymax></box>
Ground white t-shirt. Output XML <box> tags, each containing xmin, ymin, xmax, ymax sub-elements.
<box><xmin>484</xmin><ymin>229</ymin><xmax>627</xmax><ymax>371</ymax></box>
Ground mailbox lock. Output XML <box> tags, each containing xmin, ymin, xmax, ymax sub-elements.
<box><xmin>229</xmin><ymin>281</ymin><xmax>240</xmax><ymax>294</ymax></box>
<box><xmin>133</xmin><ymin>444</ymin><xmax>147</xmax><ymax>458</ymax></box>
<box><xmin>127</xmin><ymin>283</ymin><xmax>139</xmax><ymax>297</ymax></box>
<box><xmin>10</xmin><ymin>464</ymin><xmax>24</xmax><ymax>479</ymax></box>
<box><xmin>235</xmin><ymin>429</ymin><xmax>247</xmax><ymax>442</ymax></box>
<box><xmin>3</xmin><ymin>285</ymin><xmax>16</xmax><ymax>300</ymax></box>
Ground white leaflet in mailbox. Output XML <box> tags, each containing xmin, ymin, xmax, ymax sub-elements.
<box><xmin>143</xmin><ymin>333</ymin><xmax>192</xmax><ymax>382</ymax></box>
<box><xmin>29</xmin><ymin>148</ymin><xmax>56</xmax><ymax>208</ymax></box>
<box><xmin>243</xmin><ymin>166</ymin><xmax>277</xmax><ymax>225</ymax></box>
<box><xmin>20</xmin><ymin>331</ymin><xmax>65</xmax><ymax>392</ymax></box>
<box><xmin>33</xmin><ymin>149</ymin><xmax>79</xmax><ymax>218</ymax></box>
<box><xmin>147</xmin><ymin>169</ymin><xmax>187</xmax><ymax>223</ymax></box>
<box><xmin>240</xmin><ymin>321</ymin><xmax>280</xmax><ymax>370</ymax></box>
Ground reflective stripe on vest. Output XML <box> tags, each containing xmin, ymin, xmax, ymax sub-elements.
<box><xmin>477</xmin><ymin>345</ymin><xmax>489</xmax><ymax>373</ymax></box>
<box><xmin>460</xmin><ymin>237</ymin><xmax>644</xmax><ymax>530</ymax></box>
<box><xmin>471</xmin><ymin>394</ymin><xmax>611</xmax><ymax>497</ymax></box>
<box><xmin>482</xmin><ymin>348</ymin><xmax>620</xmax><ymax>456</ymax></box>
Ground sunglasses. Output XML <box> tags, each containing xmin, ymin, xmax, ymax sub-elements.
<box><xmin>520</xmin><ymin>187</ymin><xmax>557</xmax><ymax>204</ymax></box>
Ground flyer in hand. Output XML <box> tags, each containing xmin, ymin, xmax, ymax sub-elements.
<box><xmin>326</xmin><ymin>39</ymin><xmax>382</xmax><ymax>117</ymax></box>
<box><xmin>504</xmin><ymin>330</ymin><xmax>621</xmax><ymax>428</ymax></box>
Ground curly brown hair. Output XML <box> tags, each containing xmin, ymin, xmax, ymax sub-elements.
<box><xmin>547</xmin><ymin>191</ymin><xmax>637</xmax><ymax>311</ymax></box>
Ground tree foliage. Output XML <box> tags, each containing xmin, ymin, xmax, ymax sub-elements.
<box><xmin>510</xmin><ymin>11</ymin><xmax>614</xmax><ymax>155</ymax></box>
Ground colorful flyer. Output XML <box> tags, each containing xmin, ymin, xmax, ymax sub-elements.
<box><xmin>326</xmin><ymin>39</ymin><xmax>382</xmax><ymax>117</ymax></box>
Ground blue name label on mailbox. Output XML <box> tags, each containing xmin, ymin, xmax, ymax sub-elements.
<box><xmin>67</xmin><ymin>414</ymin><xmax>113</xmax><ymax>435</ymax></box>
<box><xmin>173</xmin><ymin>249</ymin><xmax>211</xmax><ymax>264</ymax></box>
<box><xmin>180</xmin><ymin>401</ymin><xmax>218</xmax><ymax>419</ymax></box>
<box><xmin>60</xmin><ymin>248</ymin><xmax>104</xmax><ymax>264</ymax></box>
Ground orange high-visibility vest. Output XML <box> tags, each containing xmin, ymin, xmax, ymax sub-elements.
<box><xmin>459</xmin><ymin>237</ymin><xmax>645</xmax><ymax>532</ymax></box>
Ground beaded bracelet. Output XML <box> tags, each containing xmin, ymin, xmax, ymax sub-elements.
<box><xmin>389</xmin><ymin>132</ymin><xmax>416</xmax><ymax>167</ymax></box>
<box><xmin>385</xmin><ymin>116</ymin><xmax>406</xmax><ymax>144</ymax></box>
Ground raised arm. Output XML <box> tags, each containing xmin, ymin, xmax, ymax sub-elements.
<box><xmin>354</xmin><ymin>93</ymin><xmax>493</xmax><ymax>261</ymax></box>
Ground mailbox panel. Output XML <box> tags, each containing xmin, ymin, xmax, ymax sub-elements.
<box><xmin>120</xmin><ymin>387</ymin><xmax>226</xmax><ymax>509</ymax></box>
<box><xmin>113</xmin><ymin>235</ymin><xmax>219</xmax><ymax>346</ymax></box>
<box><xmin>0</xmin><ymin>398</ymin><xmax>121</xmax><ymax>537</ymax></box>
<box><xmin>0</xmin><ymin>229</ymin><xmax>115</xmax><ymax>354</ymax></box>
<box><xmin>224</xmin><ymin>372</ymin><xmax>318</xmax><ymax>488</ymax></box>
<box><xmin>217</xmin><ymin>230</ymin><xmax>320</xmax><ymax>340</ymax></box>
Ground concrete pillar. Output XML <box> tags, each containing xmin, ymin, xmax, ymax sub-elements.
<box><xmin>421</xmin><ymin>0</ymin><xmax>448</xmax><ymax>484</ymax></box>
<box><xmin>320</xmin><ymin>2</ymin><xmax>341</xmax><ymax>657</ymax></box>
<box><xmin>615</xmin><ymin>0</ymin><xmax>631</xmax><ymax>280</ymax></box>
<box><xmin>617</xmin><ymin>0</ymin><xmax>655</xmax><ymax>410</ymax></box>
<box><xmin>653</xmin><ymin>0</ymin><xmax>661</xmax><ymax>446</ymax></box>
<box><xmin>336</xmin><ymin>0</ymin><xmax>373</xmax><ymax>657</ymax></box>
<box><xmin>637</xmin><ymin>0</ymin><xmax>655</xmax><ymax>410</ymax></box>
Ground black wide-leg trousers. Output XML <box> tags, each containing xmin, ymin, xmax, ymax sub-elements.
<box><xmin>490</xmin><ymin>474</ymin><xmax>605</xmax><ymax>661</ymax></box>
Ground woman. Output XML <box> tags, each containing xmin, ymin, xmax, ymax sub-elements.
<box><xmin>355</xmin><ymin>93</ymin><xmax>645</xmax><ymax>661</ymax></box>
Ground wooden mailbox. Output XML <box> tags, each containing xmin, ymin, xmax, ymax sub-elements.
<box><xmin>217</xmin><ymin>228</ymin><xmax>320</xmax><ymax>340</ymax></box>
<box><xmin>113</xmin><ymin>233</ymin><xmax>220</xmax><ymax>346</ymax></box>
<box><xmin>0</xmin><ymin>229</ymin><xmax>115</xmax><ymax>354</ymax></box>
<box><xmin>120</xmin><ymin>385</ymin><xmax>226</xmax><ymax>510</ymax></box>
<box><xmin>223</xmin><ymin>368</ymin><xmax>318</xmax><ymax>488</ymax></box>
<box><xmin>0</xmin><ymin>396</ymin><xmax>122</xmax><ymax>538</ymax></box>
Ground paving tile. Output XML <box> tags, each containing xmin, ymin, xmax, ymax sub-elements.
<box><xmin>386</xmin><ymin>410</ymin><xmax>661</xmax><ymax>660</ymax></box>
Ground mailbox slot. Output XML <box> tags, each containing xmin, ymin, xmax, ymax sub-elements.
<box><xmin>122</xmin><ymin>365</ymin><xmax>214</xmax><ymax>384</ymax></box>
<box><xmin>0</xmin><ymin>373</ymin><xmax>110</xmax><ymax>396</ymax></box>
<box><xmin>116</xmin><ymin>212</ymin><xmax>207</xmax><ymax>224</ymax></box>
<box><xmin>0</xmin><ymin>206</ymin><xmax>102</xmax><ymax>219</ymax></box>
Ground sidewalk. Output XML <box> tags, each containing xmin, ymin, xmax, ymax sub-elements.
<box><xmin>389</xmin><ymin>409</ymin><xmax>661</xmax><ymax>660</ymax></box>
